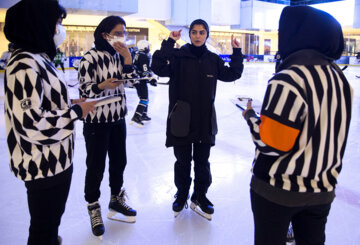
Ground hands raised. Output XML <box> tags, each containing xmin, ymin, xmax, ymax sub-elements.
<box><xmin>169</xmin><ymin>30</ymin><xmax>182</xmax><ymax>41</ymax></box>
<box><xmin>231</xmin><ymin>34</ymin><xmax>241</xmax><ymax>48</ymax></box>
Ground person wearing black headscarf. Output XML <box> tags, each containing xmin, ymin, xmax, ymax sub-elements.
<box><xmin>3</xmin><ymin>0</ymin><xmax>97</xmax><ymax>244</ymax></box>
<box><xmin>78</xmin><ymin>15</ymin><xmax>138</xmax><ymax>238</ymax></box>
<box><xmin>151</xmin><ymin>19</ymin><xmax>244</xmax><ymax>220</ymax></box>
<box><xmin>242</xmin><ymin>6</ymin><xmax>352</xmax><ymax>245</ymax></box>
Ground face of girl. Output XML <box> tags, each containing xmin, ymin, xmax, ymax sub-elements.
<box><xmin>190</xmin><ymin>24</ymin><xmax>207</xmax><ymax>47</ymax></box>
<box><xmin>103</xmin><ymin>23</ymin><xmax>128</xmax><ymax>41</ymax></box>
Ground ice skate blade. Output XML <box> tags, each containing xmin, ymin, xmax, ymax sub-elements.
<box><xmin>174</xmin><ymin>211</ymin><xmax>181</xmax><ymax>218</ymax></box>
<box><xmin>190</xmin><ymin>202</ymin><xmax>212</xmax><ymax>221</ymax></box>
<box><xmin>130</xmin><ymin>121</ymin><xmax>143</xmax><ymax>128</ymax></box>
<box><xmin>94</xmin><ymin>235</ymin><xmax>103</xmax><ymax>241</ymax></box>
<box><xmin>107</xmin><ymin>210</ymin><xmax>136</xmax><ymax>223</ymax></box>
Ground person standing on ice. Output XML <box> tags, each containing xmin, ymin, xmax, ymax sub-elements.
<box><xmin>151</xmin><ymin>19</ymin><xmax>244</xmax><ymax>220</ymax></box>
<box><xmin>130</xmin><ymin>39</ymin><xmax>158</xmax><ymax>127</ymax></box>
<box><xmin>78</xmin><ymin>15</ymin><xmax>138</xmax><ymax>239</ymax></box>
<box><xmin>242</xmin><ymin>6</ymin><xmax>352</xmax><ymax>245</ymax></box>
<box><xmin>3</xmin><ymin>0</ymin><xmax>97</xmax><ymax>244</ymax></box>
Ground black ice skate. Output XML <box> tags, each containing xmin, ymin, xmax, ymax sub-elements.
<box><xmin>130</xmin><ymin>114</ymin><xmax>144</xmax><ymax>128</ymax></box>
<box><xmin>286</xmin><ymin>223</ymin><xmax>296</xmax><ymax>245</ymax></box>
<box><xmin>172</xmin><ymin>192</ymin><xmax>189</xmax><ymax>218</ymax></box>
<box><xmin>107</xmin><ymin>188</ymin><xmax>137</xmax><ymax>223</ymax></box>
<box><xmin>141</xmin><ymin>114</ymin><xmax>151</xmax><ymax>121</ymax></box>
<box><xmin>87</xmin><ymin>201</ymin><xmax>105</xmax><ymax>240</ymax></box>
<box><xmin>190</xmin><ymin>193</ymin><xmax>214</xmax><ymax>221</ymax></box>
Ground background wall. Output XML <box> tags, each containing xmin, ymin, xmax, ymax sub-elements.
<box><xmin>211</xmin><ymin>0</ymin><xmax>241</xmax><ymax>25</ymax></box>
<box><xmin>353</xmin><ymin>0</ymin><xmax>359</xmax><ymax>28</ymax></box>
<box><xmin>59</xmin><ymin>0</ymin><xmax>137</xmax><ymax>15</ymax></box>
<box><xmin>128</xmin><ymin>0</ymin><xmax>171</xmax><ymax>20</ymax></box>
<box><xmin>167</xmin><ymin>0</ymin><xmax>212</xmax><ymax>26</ymax></box>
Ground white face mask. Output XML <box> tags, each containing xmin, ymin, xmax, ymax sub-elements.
<box><xmin>54</xmin><ymin>24</ymin><xmax>66</xmax><ymax>48</ymax></box>
<box><xmin>108</xmin><ymin>36</ymin><xmax>126</xmax><ymax>47</ymax></box>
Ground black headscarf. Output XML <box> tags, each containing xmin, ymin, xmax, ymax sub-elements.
<box><xmin>189</xmin><ymin>19</ymin><xmax>210</xmax><ymax>39</ymax></box>
<box><xmin>4</xmin><ymin>0</ymin><xmax>66</xmax><ymax>60</ymax></box>
<box><xmin>278</xmin><ymin>6</ymin><xmax>344</xmax><ymax>61</ymax></box>
<box><xmin>94</xmin><ymin>16</ymin><xmax>126</xmax><ymax>56</ymax></box>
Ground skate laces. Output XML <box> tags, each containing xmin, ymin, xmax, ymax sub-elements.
<box><xmin>116</xmin><ymin>189</ymin><xmax>132</xmax><ymax>210</ymax></box>
<box><xmin>89</xmin><ymin>207</ymin><xmax>103</xmax><ymax>227</ymax></box>
<box><xmin>174</xmin><ymin>193</ymin><xmax>189</xmax><ymax>209</ymax></box>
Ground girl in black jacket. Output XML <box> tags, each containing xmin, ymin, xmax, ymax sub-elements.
<box><xmin>151</xmin><ymin>19</ymin><xmax>244</xmax><ymax>220</ymax></box>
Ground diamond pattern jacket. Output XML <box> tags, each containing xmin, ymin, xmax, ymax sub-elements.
<box><xmin>4</xmin><ymin>50</ymin><xmax>83</xmax><ymax>181</ymax></box>
<box><xmin>78</xmin><ymin>48</ymin><xmax>138</xmax><ymax>124</ymax></box>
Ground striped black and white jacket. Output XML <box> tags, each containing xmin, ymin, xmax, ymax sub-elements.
<box><xmin>4</xmin><ymin>49</ymin><xmax>83</xmax><ymax>181</ymax></box>
<box><xmin>245</xmin><ymin>51</ymin><xmax>353</xmax><ymax>196</ymax></box>
<box><xmin>78</xmin><ymin>48</ymin><xmax>138</xmax><ymax>124</ymax></box>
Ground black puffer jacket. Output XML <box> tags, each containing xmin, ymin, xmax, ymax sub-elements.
<box><xmin>151</xmin><ymin>39</ymin><xmax>244</xmax><ymax>147</ymax></box>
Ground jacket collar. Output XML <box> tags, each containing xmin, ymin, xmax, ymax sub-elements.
<box><xmin>276</xmin><ymin>49</ymin><xmax>332</xmax><ymax>73</ymax></box>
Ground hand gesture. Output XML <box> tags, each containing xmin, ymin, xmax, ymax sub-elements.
<box><xmin>231</xmin><ymin>35</ymin><xmax>241</xmax><ymax>48</ymax></box>
<box><xmin>169</xmin><ymin>30</ymin><xmax>182</xmax><ymax>41</ymax></box>
<box><xmin>98</xmin><ymin>78</ymin><xmax>123</xmax><ymax>90</ymax></box>
<box><xmin>113</xmin><ymin>41</ymin><xmax>132</xmax><ymax>65</ymax></box>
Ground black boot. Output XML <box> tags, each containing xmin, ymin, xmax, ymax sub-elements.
<box><xmin>130</xmin><ymin>114</ymin><xmax>144</xmax><ymax>127</ymax></box>
<box><xmin>87</xmin><ymin>201</ymin><xmax>105</xmax><ymax>238</ymax></box>
<box><xmin>190</xmin><ymin>192</ymin><xmax>214</xmax><ymax>215</ymax></box>
<box><xmin>172</xmin><ymin>191</ymin><xmax>189</xmax><ymax>217</ymax></box>
<box><xmin>141</xmin><ymin>114</ymin><xmax>151</xmax><ymax>121</ymax></box>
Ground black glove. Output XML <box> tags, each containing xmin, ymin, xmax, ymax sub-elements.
<box><xmin>149</xmin><ymin>78</ymin><xmax>157</xmax><ymax>87</ymax></box>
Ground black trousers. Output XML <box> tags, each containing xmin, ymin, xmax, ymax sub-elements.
<box><xmin>250</xmin><ymin>189</ymin><xmax>331</xmax><ymax>245</ymax></box>
<box><xmin>173</xmin><ymin>143</ymin><xmax>212</xmax><ymax>195</ymax></box>
<box><xmin>134</xmin><ymin>79</ymin><xmax>149</xmax><ymax>116</ymax></box>
<box><xmin>83</xmin><ymin>119</ymin><xmax>127</xmax><ymax>203</ymax></box>
<box><xmin>25</xmin><ymin>165</ymin><xmax>73</xmax><ymax>245</ymax></box>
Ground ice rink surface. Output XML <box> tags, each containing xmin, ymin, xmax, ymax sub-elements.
<box><xmin>0</xmin><ymin>63</ymin><xmax>359</xmax><ymax>245</ymax></box>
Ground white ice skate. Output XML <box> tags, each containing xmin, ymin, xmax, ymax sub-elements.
<box><xmin>190</xmin><ymin>201</ymin><xmax>212</xmax><ymax>221</ymax></box>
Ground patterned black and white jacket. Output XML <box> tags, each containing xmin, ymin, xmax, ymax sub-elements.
<box><xmin>4</xmin><ymin>49</ymin><xmax>83</xmax><ymax>181</ymax></box>
<box><xmin>78</xmin><ymin>48</ymin><xmax>138</xmax><ymax>124</ymax></box>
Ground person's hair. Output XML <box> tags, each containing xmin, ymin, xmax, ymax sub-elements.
<box><xmin>189</xmin><ymin>19</ymin><xmax>209</xmax><ymax>38</ymax></box>
<box><xmin>4</xmin><ymin>0</ymin><xmax>67</xmax><ymax>60</ymax></box>
<box><xmin>94</xmin><ymin>16</ymin><xmax>126</xmax><ymax>55</ymax></box>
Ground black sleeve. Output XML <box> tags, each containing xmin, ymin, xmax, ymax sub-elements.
<box><xmin>151</xmin><ymin>38</ymin><xmax>176</xmax><ymax>77</ymax></box>
<box><xmin>217</xmin><ymin>48</ymin><xmax>244</xmax><ymax>82</ymax></box>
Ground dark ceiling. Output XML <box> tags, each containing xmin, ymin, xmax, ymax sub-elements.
<box><xmin>290</xmin><ymin>0</ymin><xmax>343</xmax><ymax>5</ymax></box>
